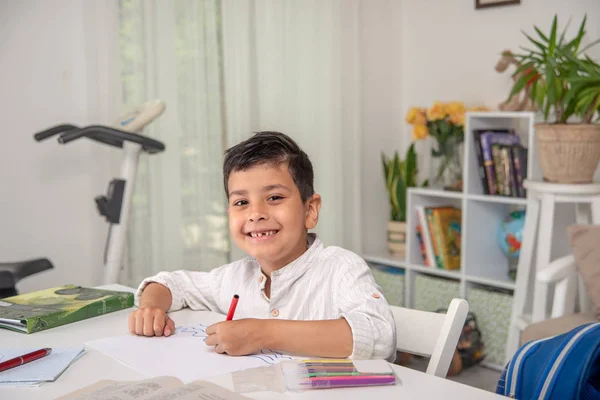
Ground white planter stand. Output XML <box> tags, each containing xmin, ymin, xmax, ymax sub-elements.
<box><xmin>505</xmin><ymin>180</ymin><xmax>600</xmax><ymax>362</ymax></box>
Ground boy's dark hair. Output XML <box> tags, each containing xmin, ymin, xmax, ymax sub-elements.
<box><xmin>223</xmin><ymin>131</ymin><xmax>315</xmax><ymax>202</ymax></box>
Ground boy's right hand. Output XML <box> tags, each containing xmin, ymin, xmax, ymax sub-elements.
<box><xmin>128</xmin><ymin>307</ymin><xmax>175</xmax><ymax>337</ymax></box>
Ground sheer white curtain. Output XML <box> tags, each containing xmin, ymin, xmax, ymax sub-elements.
<box><xmin>118</xmin><ymin>0</ymin><xmax>229</xmax><ymax>286</ymax></box>
<box><xmin>221</xmin><ymin>0</ymin><xmax>363</xmax><ymax>253</ymax></box>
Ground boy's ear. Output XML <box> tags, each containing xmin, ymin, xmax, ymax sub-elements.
<box><xmin>304</xmin><ymin>193</ymin><xmax>322</xmax><ymax>230</ymax></box>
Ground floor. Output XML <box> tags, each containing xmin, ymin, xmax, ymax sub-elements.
<box><xmin>401</xmin><ymin>356</ymin><xmax>502</xmax><ymax>393</ymax></box>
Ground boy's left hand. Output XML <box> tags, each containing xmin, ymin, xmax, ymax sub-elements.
<box><xmin>205</xmin><ymin>318</ymin><xmax>267</xmax><ymax>356</ymax></box>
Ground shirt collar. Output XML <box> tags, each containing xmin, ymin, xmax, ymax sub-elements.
<box><xmin>255</xmin><ymin>233</ymin><xmax>322</xmax><ymax>280</ymax></box>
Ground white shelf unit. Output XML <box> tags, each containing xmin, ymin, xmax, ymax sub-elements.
<box><xmin>363</xmin><ymin>111</ymin><xmax>538</xmax><ymax>369</ymax></box>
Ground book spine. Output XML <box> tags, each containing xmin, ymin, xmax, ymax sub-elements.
<box><xmin>510</xmin><ymin>147</ymin><xmax>523</xmax><ymax>198</ymax></box>
<box><xmin>491</xmin><ymin>144</ymin><xmax>503</xmax><ymax>196</ymax></box>
<box><xmin>480</xmin><ymin>136</ymin><xmax>497</xmax><ymax>195</ymax></box>
<box><xmin>27</xmin><ymin>292</ymin><xmax>134</xmax><ymax>334</ymax></box>
<box><xmin>27</xmin><ymin>310</ymin><xmax>67</xmax><ymax>334</ymax></box>
<box><xmin>472</xmin><ymin>130</ymin><xmax>489</xmax><ymax>194</ymax></box>
<box><xmin>518</xmin><ymin>147</ymin><xmax>529</xmax><ymax>197</ymax></box>
<box><xmin>445</xmin><ymin>209</ymin><xmax>462</xmax><ymax>270</ymax></box>
<box><xmin>499</xmin><ymin>146</ymin><xmax>514</xmax><ymax>197</ymax></box>
<box><xmin>432</xmin><ymin>210</ymin><xmax>451</xmax><ymax>270</ymax></box>
<box><xmin>416</xmin><ymin>206</ymin><xmax>437</xmax><ymax>267</ymax></box>
<box><xmin>426</xmin><ymin>208</ymin><xmax>445</xmax><ymax>269</ymax></box>
<box><xmin>449</xmin><ymin>209</ymin><xmax>462</xmax><ymax>270</ymax></box>
<box><xmin>415</xmin><ymin>225</ymin><xmax>429</xmax><ymax>266</ymax></box>
<box><xmin>425</xmin><ymin>208</ymin><xmax>444</xmax><ymax>269</ymax></box>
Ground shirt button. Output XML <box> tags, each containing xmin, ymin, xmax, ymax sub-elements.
<box><xmin>371</xmin><ymin>292</ymin><xmax>381</xmax><ymax>299</ymax></box>
<box><xmin>258</xmin><ymin>276</ymin><xmax>264</xmax><ymax>283</ymax></box>
<box><xmin>271</xmin><ymin>309</ymin><xmax>279</xmax><ymax>317</ymax></box>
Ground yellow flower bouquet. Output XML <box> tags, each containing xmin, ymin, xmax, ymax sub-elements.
<box><xmin>406</xmin><ymin>101</ymin><xmax>488</xmax><ymax>191</ymax></box>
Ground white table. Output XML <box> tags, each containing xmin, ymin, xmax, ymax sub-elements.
<box><xmin>0</xmin><ymin>285</ymin><xmax>504</xmax><ymax>399</ymax></box>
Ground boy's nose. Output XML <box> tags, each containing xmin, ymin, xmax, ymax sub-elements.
<box><xmin>248</xmin><ymin>206</ymin><xmax>268</xmax><ymax>222</ymax></box>
<box><xmin>248</xmin><ymin>212</ymin><xmax>267</xmax><ymax>222</ymax></box>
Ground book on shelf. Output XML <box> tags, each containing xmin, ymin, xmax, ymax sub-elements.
<box><xmin>473</xmin><ymin>129</ymin><xmax>512</xmax><ymax>194</ymax></box>
<box><xmin>432</xmin><ymin>207</ymin><xmax>462</xmax><ymax>270</ymax></box>
<box><xmin>0</xmin><ymin>285</ymin><xmax>134</xmax><ymax>334</ymax></box>
<box><xmin>415</xmin><ymin>206</ymin><xmax>462</xmax><ymax>270</ymax></box>
<box><xmin>415</xmin><ymin>224</ymin><xmax>430</xmax><ymax>266</ymax></box>
<box><xmin>473</xmin><ymin>129</ymin><xmax>528</xmax><ymax>197</ymax></box>
<box><xmin>416</xmin><ymin>206</ymin><xmax>437</xmax><ymax>267</ymax></box>
<box><xmin>511</xmin><ymin>144</ymin><xmax>528</xmax><ymax>198</ymax></box>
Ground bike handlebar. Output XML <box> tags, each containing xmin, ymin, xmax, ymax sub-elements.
<box><xmin>33</xmin><ymin>124</ymin><xmax>165</xmax><ymax>154</ymax></box>
<box><xmin>34</xmin><ymin>124</ymin><xmax>79</xmax><ymax>142</ymax></box>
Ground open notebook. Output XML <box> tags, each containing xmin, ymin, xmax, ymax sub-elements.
<box><xmin>0</xmin><ymin>346</ymin><xmax>85</xmax><ymax>386</ymax></box>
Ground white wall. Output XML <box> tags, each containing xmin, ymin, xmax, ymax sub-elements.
<box><xmin>359</xmin><ymin>0</ymin><xmax>405</xmax><ymax>255</ymax></box>
<box><xmin>400</xmin><ymin>0</ymin><xmax>600</xmax><ymax>114</ymax></box>
<box><xmin>360</xmin><ymin>0</ymin><xmax>600</xmax><ymax>254</ymax></box>
<box><xmin>0</xmin><ymin>1</ymin><xmax>121</xmax><ymax>293</ymax></box>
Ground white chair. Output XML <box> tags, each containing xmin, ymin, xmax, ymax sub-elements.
<box><xmin>391</xmin><ymin>298</ymin><xmax>469</xmax><ymax>378</ymax></box>
<box><xmin>506</xmin><ymin>180</ymin><xmax>600</xmax><ymax>361</ymax></box>
<box><xmin>537</xmin><ymin>255</ymin><xmax>592</xmax><ymax>320</ymax></box>
<box><xmin>519</xmin><ymin>255</ymin><xmax>595</xmax><ymax>345</ymax></box>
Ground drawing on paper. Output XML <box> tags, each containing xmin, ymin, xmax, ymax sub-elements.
<box><xmin>175</xmin><ymin>323</ymin><xmax>208</xmax><ymax>338</ymax></box>
<box><xmin>248</xmin><ymin>349</ymin><xmax>293</xmax><ymax>364</ymax></box>
<box><xmin>174</xmin><ymin>323</ymin><xmax>293</xmax><ymax>364</ymax></box>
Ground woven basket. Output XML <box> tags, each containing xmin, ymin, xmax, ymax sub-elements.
<box><xmin>535</xmin><ymin>124</ymin><xmax>600</xmax><ymax>183</ymax></box>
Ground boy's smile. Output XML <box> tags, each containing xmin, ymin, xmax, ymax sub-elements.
<box><xmin>227</xmin><ymin>163</ymin><xmax>321</xmax><ymax>275</ymax></box>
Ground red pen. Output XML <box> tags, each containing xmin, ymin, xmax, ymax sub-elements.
<box><xmin>226</xmin><ymin>294</ymin><xmax>239</xmax><ymax>320</ymax></box>
<box><xmin>0</xmin><ymin>348</ymin><xmax>52</xmax><ymax>373</ymax></box>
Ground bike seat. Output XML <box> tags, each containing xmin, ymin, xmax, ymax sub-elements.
<box><xmin>0</xmin><ymin>258</ymin><xmax>54</xmax><ymax>297</ymax></box>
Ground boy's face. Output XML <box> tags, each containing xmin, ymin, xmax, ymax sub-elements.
<box><xmin>227</xmin><ymin>162</ymin><xmax>321</xmax><ymax>271</ymax></box>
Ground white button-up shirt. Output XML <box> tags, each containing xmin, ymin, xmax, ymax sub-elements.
<box><xmin>135</xmin><ymin>234</ymin><xmax>397</xmax><ymax>362</ymax></box>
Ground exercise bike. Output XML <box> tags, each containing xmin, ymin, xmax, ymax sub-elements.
<box><xmin>0</xmin><ymin>101</ymin><xmax>166</xmax><ymax>298</ymax></box>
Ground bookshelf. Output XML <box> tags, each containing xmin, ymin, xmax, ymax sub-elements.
<box><xmin>363</xmin><ymin>111</ymin><xmax>537</xmax><ymax>369</ymax></box>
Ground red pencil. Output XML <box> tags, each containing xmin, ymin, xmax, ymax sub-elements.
<box><xmin>226</xmin><ymin>294</ymin><xmax>239</xmax><ymax>320</ymax></box>
<box><xmin>0</xmin><ymin>348</ymin><xmax>52</xmax><ymax>373</ymax></box>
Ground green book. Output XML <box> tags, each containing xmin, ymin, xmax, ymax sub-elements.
<box><xmin>0</xmin><ymin>285</ymin><xmax>134</xmax><ymax>334</ymax></box>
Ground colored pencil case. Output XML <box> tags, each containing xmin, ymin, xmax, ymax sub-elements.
<box><xmin>280</xmin><ymin>359</ymin><xmax>397</xmax><ymax>391</ymax></box>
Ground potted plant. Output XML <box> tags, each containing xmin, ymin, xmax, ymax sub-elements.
<box><xmin>508</xmin><ymin>14</ymin><xmax>600</xmax><ymax>183</ymax></box>
<box><xmin>381</xmin><ymin>143</ymin><xmax>427</xmax><ymax>257</ymax></box>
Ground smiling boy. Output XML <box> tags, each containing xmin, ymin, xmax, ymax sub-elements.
<box><xmin>129</xmin><ymin>131</ymin><xmax>396</xmax><ymax>361</ymax></box>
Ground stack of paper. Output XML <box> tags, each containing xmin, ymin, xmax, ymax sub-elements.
<box><xmin>58</xmin><ymin>376</ymin><xmax>251</xmax><ymax>400</ymax></box>
<box><xmin>0</xmin><ymin>346</ymin><xmax>85</xmax><ymax>386</ymax></box>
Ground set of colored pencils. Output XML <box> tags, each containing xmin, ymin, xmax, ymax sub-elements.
<box><xmin>282</xmin><ymin>359</ymin><xmax>396</xmax><ymax>390</ymax></box>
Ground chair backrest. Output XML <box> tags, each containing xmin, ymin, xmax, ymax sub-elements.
<box><xmin>391</xmin><ymin>298</ymin><xmax>469</xmax><ymax>378</ymax></box>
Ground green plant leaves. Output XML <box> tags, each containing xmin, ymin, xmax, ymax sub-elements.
<box><xmin>508</xmin><ymin>13</ymin><xmax>599</xmax><ymax>123</ymax></box>
<box><xmin>381</xmin><ymin>143</ymin><xmax>424</xmax><ymax>222</ymax></box>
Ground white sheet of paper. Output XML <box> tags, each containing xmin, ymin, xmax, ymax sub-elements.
<box><xmin>0</xmin><ymin>347</ymin><xmax>85</xmax><ymax>383</ymax></box>
<box><xmin>86</xmin><ymin>323</ymin><xmax>295</xmax><ymax>383</ymax></box>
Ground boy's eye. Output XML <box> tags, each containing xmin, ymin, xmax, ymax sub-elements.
<box><xmin>232</xmin><ymin>200</ymin><xmax>248</xmax><ymax>206</ymax></box>
<box><xmin>268</xmin><ymin>195</ymin><xmax>283</xmax><ymax>201</ymax></box>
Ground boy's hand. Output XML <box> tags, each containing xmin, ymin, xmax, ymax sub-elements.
<box><xmin>205</xmin><ymin>319</ymin><xmax>267</xmax><ymax>356</ymax></box>
<box><xmin>128</xmin><ymin>307</ymin><xmax>175</xmax><ymax>337</ymax></box>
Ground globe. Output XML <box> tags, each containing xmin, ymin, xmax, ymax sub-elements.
<box><xmin>497</xmin><ymin>209</ymin><xmax>526</xmax><ymax>262</ymax></box>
